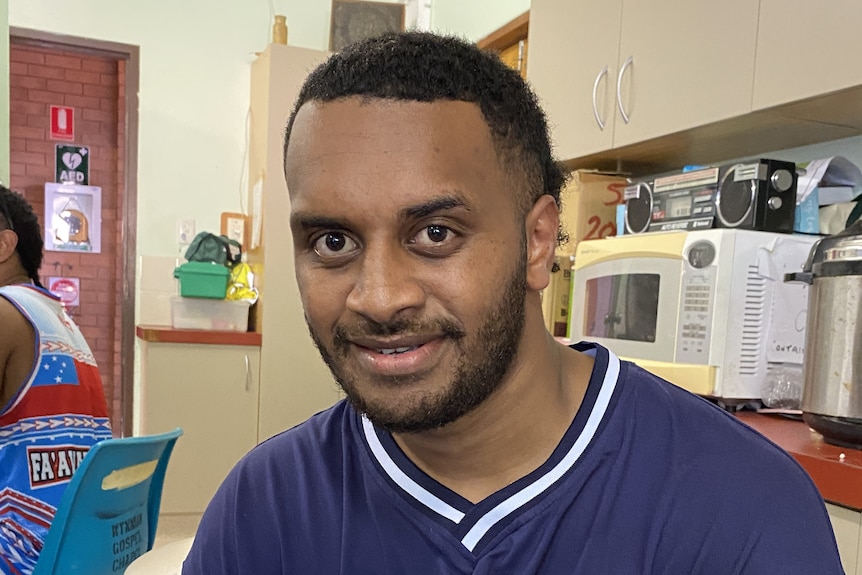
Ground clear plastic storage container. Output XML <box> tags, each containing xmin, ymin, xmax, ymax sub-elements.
<box><xmin>170</xmin><ymin>297</ymin><xmax>250</xmax><ymax>332</ymax></box>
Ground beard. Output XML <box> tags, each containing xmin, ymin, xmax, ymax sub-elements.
<box><xmin>307</xmin><ymin>255</ymin><xmax>528</xmax><ymax>434</ymax></box>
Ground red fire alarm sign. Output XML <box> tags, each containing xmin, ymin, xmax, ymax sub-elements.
<box><xmin>48</xmin><ymin>276</ymin><xmax>80</xmax><ymax>307</ymax></box>
<box><xmin>50</xmin><ymin>105</ymin><xmax>75</xmax><ymax>141</ymax></box>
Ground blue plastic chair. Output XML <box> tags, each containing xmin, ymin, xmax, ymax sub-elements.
<box><xmin>32</xmin><ymin>428</ymin><xmax>183</xmax><ymax>575</ymax></box>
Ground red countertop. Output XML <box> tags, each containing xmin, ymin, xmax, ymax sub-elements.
<box><xmin>136</xmin><ymin>325</ymin><xmax>262</xmax><ymax>347</ymax></box>
<box><xmin>737</xmin><ymin>412</ymin><xmax>862</xmax><ymax>510</ymax></box>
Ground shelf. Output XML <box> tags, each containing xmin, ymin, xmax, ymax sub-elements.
<box><xmin>135</xmin><ymin>325</ymin><xmax>261</xmax><ymax>347</ymax></box>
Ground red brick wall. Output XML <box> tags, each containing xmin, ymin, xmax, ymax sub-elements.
<box><xmin>9</xmin><ymin>42</ymin><xmax>124</xmax><ymax>433</ymax></box>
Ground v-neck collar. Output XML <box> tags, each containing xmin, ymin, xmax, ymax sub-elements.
<box><xmin>357</xmin><ymin>343</ymin><xmax>621</xmax><ymax>554</ymax></box>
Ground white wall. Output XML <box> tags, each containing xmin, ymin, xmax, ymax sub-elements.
<box><xmin>767</xmin><ymin>135</ymin><xmax>862</xmax><ymax>175</ymax></box>
<box><xmin>8</xmin><ymin>0</ymin><xmax>432</xmax><ymax>260</ymax></box>
<box><xmin>430</xmin><ymin>0</ymin><xmax>529</xmax><ymax>41</ymax></box>
<box><xmin>8</xmin><ymin>0</ymin><xmax>338</xmax><ymax>260</ymax></box>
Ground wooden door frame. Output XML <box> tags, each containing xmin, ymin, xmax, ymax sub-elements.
<box><xmin>476</xmin><ymin>11</ymin><xmax>529</xmax><ymax>51</ymax></box>
<box><xmin>9</xmin><ymin>26</ymin><xmax>139</xmax><ymax>437</ymax></box>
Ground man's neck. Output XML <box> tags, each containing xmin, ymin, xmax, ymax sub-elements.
<box><xmin>0</xmin><ymin>269</ymin><xmax>31</xmax><ymax>288</ymax></box>
<box><xmin>392</xmin><ymin>325</ymin><xmax>595</xmax><ymax>504</ymax></box>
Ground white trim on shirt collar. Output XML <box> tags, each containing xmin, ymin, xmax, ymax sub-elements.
<box><xmin>362</xmin><ymin>416</ymin><xmax>466</xmax><ymax>524</ymax></box>
<box><xmin>361</xmin><ymin>345</ymin><xmax>621</xmax><ymax>553</ymax></box>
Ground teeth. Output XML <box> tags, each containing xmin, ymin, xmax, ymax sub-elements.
<box><xmin>378</xmin><ymin>346</ymin><xmax>417</xmax><ymax>355</ymax></box>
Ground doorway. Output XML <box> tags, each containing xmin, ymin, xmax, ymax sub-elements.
<box><xmin>8</xmin><ymin>28</ymin><xmax>139</xmax><ymax>436</ymax></box>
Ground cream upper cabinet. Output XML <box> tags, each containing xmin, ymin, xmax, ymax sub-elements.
<box><xmin>527</xmin><ymin>0</ymin><xmax>623</xmax><ymax>161</ymax></box>
<box><xmin>528</xmin><ymin>0</ymin><xmax>759</xmax><ymax>160</ymax></box>
<box><xmin>613</xmin><ymin>0</ymin><xmax>758</xmax><ymax>147</ymax></box>
<box><xmin>248</xmin><ymin>45</ymin><xmax>342</xmax><ymax>442</ymax></box>
<box><xmin>753</xmin><ymin>0</ymin><xmax>862</xmax><ymax>110</ymax></box>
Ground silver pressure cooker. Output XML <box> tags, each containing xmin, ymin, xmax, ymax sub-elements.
<box><xmin>785</xmin><ymin>218</ymin><xmax>862</xmax><ymax>449</ymax></box>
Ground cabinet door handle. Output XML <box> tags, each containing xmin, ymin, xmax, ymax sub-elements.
<box><xmin>592</xmin><ymin>65</ymin><xmax>609</xmax><ymax>130</ymax></box>
<box><xmin>616</xmin><ymin>55</ymin><xmax>634</xmax><ymax>124</ymax></box>
<box><xmin>244</xmin><ymin>354</ymin><xmax>251</xmax><ymax>392</ymax></box>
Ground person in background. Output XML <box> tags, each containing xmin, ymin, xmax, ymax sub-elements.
<box><xmin>184</xmin><ymin>32</ymin><xmax>843</xmax><ymax>574</ymax></box>
<box><xmin>0</xmin><ymin>185</ymin><xmax>111</xmax><ymax>574</ymax></box>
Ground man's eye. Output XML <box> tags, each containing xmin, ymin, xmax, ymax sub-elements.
<box><xmin>419</xmin><ymin>225</ymin><xmax>450</xmax><ymax>244</ymax></box>
<box><xmin>409</xmin><ymin>224</ymin><xmax>461</xmax><ymax>254</ymax></box>
<box><xmin>313</xmin><ymin>232</ymin><xmax>357</xmax><ymax>257</ymax></box>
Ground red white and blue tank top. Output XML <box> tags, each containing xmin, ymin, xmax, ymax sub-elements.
<box><xmin>0</xmin><ymin>285</ymin><xmax>111</xmax><ymax>574</ymax></box>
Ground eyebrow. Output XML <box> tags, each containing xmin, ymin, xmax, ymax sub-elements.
<box><xmin>290</xmin><ymin>214</ymin><xmax>345</xmax><ymax>231</ymax></box>
<box><xmin>292</xmin><ymin>193</ymin><xmax>472</xmax><ymax>231</ymax></box>
<box><xmin>400</xmin><ymin>194</ymin><xmax>471</xmax><ymax>220</ymax></box>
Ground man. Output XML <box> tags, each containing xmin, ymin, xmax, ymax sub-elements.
<box><xmin>184</xmin><ymin>32</ymin><xmax>842</xmax><ymax>573</ymax></box>
<box><xmin>0</xmin><ymin>186</ymin><xmax>111</xmax><ymax>574</ymax></box>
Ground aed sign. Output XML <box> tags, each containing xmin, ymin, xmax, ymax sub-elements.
<box><xmin>55</xmin><ymin>145</ymin><xmax>90</xmax><ymax>185</ymax></box>
<box><xmin>50</xmin><ymin>105</ymin><xmax>75</xmax><ymax>141</ymax></box>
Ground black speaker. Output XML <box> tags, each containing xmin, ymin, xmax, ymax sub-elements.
<box><xmin>714</xmin><ymin>159</ymin><xmax>797</xmax><ymax>233</ymax></box>
<box><xmin>624</xmin><ymin>181</ymin><xmax>654</xmax><ymax>235</ymax></box>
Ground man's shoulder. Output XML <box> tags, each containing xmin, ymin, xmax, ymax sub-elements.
<box><xmin>0</xmin><ymin>285</ymin><xmax>55</xmax><ymax>326</ymax></box>
<box><xmin>608</xmin><ymin>361</ymin><xmax>836</xmax><ymax>567</ymax></box>
<box><xmin>237</xmin><ymin>399</ymin><xmax>355</xmax><ymax>474</ymax></box>
<box><xmin>0</xmin><ymin>294</ymin><xmax>27</xmax><ymax>327</ymax></box>
<box><xmin>617</xmin><ymin>361</ymin><xmax>818</xmax><ymax>491</ymax></box>
<box><xmin>0</xmin><ymin>294</ymin><xmax>33</xmax><ymax>350</ymax></box>
<box><xmin>198</xmin><ymin>399</ymin><xmax>358</xmax><ymax>530</ymax></box>
<box><xmin>0</xmin><ymin>284</ymin><xmax>48</xmax><ymax>302</ymax></box>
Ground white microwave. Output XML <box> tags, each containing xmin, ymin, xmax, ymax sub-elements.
<box><xmin>568</xmin><ymin>229</ymin><xmax>818</xmax><ymax>401</ymax></box>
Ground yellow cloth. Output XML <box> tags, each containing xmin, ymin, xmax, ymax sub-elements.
<box><xmin>226</xmin><ymin>262</ymin><xmax>259</xmax><ymax>303</ymax></box>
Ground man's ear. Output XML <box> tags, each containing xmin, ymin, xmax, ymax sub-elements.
<box><xmin>524</xmin><ymin>195</ymin><xmax>560</xmax><ymax>292</ymax></box>
<box><xmin>0</xmin><ymin>230</ymin><xmax>19</xmax><ymax>264</ymax></box>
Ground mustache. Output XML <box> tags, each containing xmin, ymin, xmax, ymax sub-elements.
<box><xmin>332</xmin><ymin>317</ymin><xmax>466</xmax><ymax>350</ymax></box>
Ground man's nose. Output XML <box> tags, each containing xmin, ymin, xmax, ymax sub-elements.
<box><xmin>345</xmin><ymin>243</ymin><xmax>425</xmax><ymax>324</ymax></box>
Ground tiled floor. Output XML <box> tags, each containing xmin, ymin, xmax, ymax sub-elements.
<box><xmin>125</xmin><ymin>514</ymin><xmax>198</xmax><ymax>573</ymax></box>
<box><xmin>154</xmin><ymin>513</ymin><xmax>200</xmax><ymax>549</ymax></box>
<box><xmin>128</xmin><ymin>537</ymin><xmax>194</xmax><ymax>574</ymax></box>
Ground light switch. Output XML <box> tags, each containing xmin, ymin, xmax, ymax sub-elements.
<box><xmin>177</xmin><ymin>218</ymin><xmax>196</xmax><ymax>246</ymax></box>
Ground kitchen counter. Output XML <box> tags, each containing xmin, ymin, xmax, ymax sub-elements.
<box><xmin>136</xmin><ymin>325</ymin><xmax>262</xmax><ymax>347</ymax></box>
<box><xmin>737</xmin><ymin>412</ymin><xmax>862</xmax><ymax>510</ymax></box>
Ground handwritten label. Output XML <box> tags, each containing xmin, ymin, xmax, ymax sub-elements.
<box><xmin>605</xmin><ymin>183</ymin><xmax>626</xmax><ymax>206</ymax></box>
<box><xmin>764</xmin><ymin>240</ymin><xmax>812</xmax><ymax>365</ymax></box>
<box><xmin>774</xmin><ymin>343</ymin><xmax>804</xmax><ymax>356</ymax></box>
<box><xmin>582</xmin><ymin>216</ymin><xmax>616</xmax><ymax>241</ymax></box>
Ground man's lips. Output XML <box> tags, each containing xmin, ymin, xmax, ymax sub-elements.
<box><xmin>350</xmin><ymin>334</ymin><xmax>437</xmax><ymax>353</ymax></box>
<box><xmin>350</xmin><ymin>336</ymin><xmax>447</xmax><ymax>378</ymax></box>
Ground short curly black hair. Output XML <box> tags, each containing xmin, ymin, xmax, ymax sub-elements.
<box><xmin>0</xmin><ymin>185</ymin><xmax>44</xmax><ymax>287</ymax></box>
<box><xmin>282</xmin><ymin>31</ymin><xmax>567</xmax><ymax>217</ymax></box>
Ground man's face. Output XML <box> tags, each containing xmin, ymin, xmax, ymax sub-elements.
<box><xmin>285</xmin><ymin>98</ymin><xmax>529</xmax><ymax>433</ymax></box>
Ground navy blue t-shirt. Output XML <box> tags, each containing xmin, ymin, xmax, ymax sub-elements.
<box><xmin>183</xmin><ymin>343</ymin><xmax>843</xmax><ymax>574</ymax></box>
